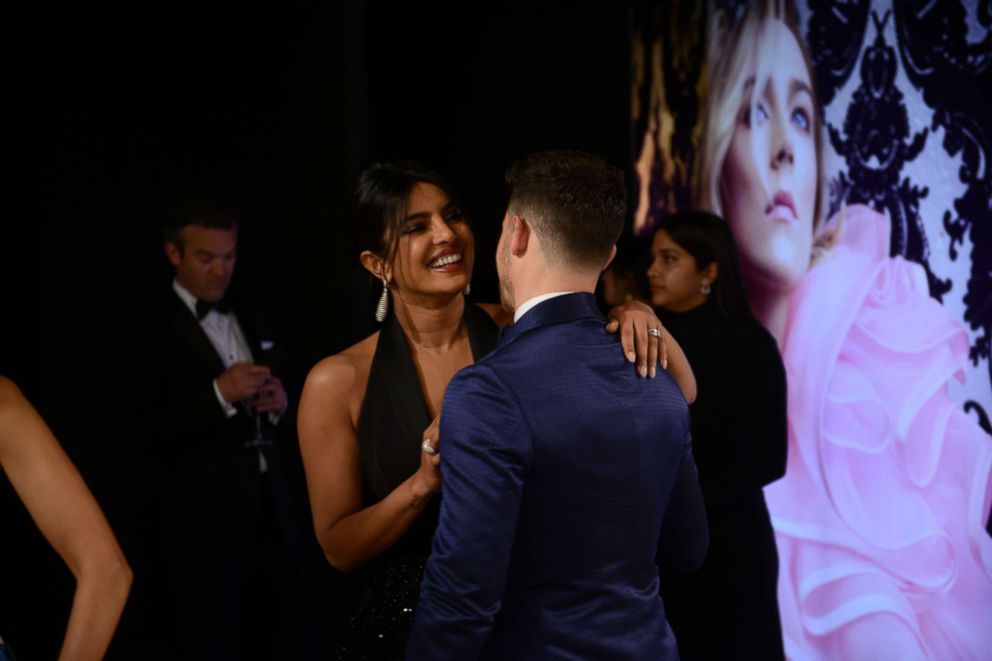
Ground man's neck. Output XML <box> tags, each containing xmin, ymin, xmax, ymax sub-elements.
<box><xmin>512</xmin><ymin>272</ymin><xmax>599</xmax><ymax>314</ymax></box>
<box><xmin>391</xmin><ymin>292</ymin><xmax>467</xmax><ymax>351</ymax></box>
<box><xmin>513</xmin><ymin>291</ymin><xmax>575</xmax><ymax>323</ymax></box>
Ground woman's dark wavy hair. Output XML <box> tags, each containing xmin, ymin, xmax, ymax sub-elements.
<box><xmin>347</xmin><ymin>160</ymin><xmax>466</xmax><ymax>264</ymax></box>
<box><xmin>654</xmin><ymin>210</ymin><xmax>754</xmax><ymax>321</ymax></box>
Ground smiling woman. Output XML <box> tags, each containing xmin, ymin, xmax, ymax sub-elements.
<box><xmin>296</xmin><ymin>160</ymin><xmax>694</xmax><ymax>658</ymax></box>
<box><xmin>296</xmin><ymin>162</ymin><xmax>489</xmax><ymax>658</ymax></box>
<box><xmin>371</xmin><ymin>180</ymin><xmax>475</xmax><ymax>307</ymax></box>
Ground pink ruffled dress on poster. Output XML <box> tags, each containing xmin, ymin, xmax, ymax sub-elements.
<box><xmin>764</xmin><ymin>204</ymin><xmax>992</xmax><ymax>660</ymax></box>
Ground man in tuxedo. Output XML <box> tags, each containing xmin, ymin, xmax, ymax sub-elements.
<box><xmin>408</xmin><ymin>151</ymin><xmax>708</xmax><ymax>660</ymax></box>
<box><xmin>121</xmin><ymin>199</ymin><xmax>318</xmax><ymax>659</ymax></box>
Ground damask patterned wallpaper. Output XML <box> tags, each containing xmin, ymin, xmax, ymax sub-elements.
<box><xmin>634</xmin><ymin>4</ymin><xmax>992</xmax><ymax>656</ymax></box>
<box><xmin>633</xmin><ymin>0</ymin><xmax>991</xmax><ymax>426</ymax></box>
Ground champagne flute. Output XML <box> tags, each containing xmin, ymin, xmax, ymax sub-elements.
<box><xmin>243</xmin><ymin>372</ymin><xmax>274</xmax><ymax>449</ymax></box>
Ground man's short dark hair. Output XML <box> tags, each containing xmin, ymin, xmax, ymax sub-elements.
<box><xmin>163</xmin><ymin>195</ymin><xmax>240</xmax><ymax>254</ymax></box>
<box><xmin>505</xmin><ymin>150</ymin><xmax>626</xmax><ymax>269</ymax></box>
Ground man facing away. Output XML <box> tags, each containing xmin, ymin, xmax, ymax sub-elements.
<box><xmin>407</xmin><ymin>151</ymin><xmax>709</xmax><ymax>660</ymax></box>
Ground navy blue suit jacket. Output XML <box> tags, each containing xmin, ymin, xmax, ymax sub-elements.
<box><xmin>407</xmin><ymin>293</ymin><xmax>707</xmax><ymax>660</ymax></box>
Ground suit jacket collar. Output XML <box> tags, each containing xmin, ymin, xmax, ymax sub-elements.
<box><xmin>168</xmin><ymin>290</ymin><xmax>259</xmax><ymax>375</ymax></box>
<box><xmin>236</xmin><ymin>302</ymin><xmax>262</xmax><ymax>357</ymax></box>
<box><xmin>499</xmin><ymin>292</ymin><xmax>602</xmax><ymax>347</ymax></box>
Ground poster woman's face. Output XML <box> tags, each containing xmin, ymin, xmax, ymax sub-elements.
<box><xmin>720</xmin><ymin>19</ymin><xmax>817</xmax><ymax>294</ymax></box>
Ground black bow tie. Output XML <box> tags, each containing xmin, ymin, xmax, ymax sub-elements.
<box><xmin>196</xmin><ymin>298</ymin><xmax>232</xmax><ymax>320</ymax></box>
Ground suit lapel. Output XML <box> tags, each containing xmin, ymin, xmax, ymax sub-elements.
<box><xmin>379</xmin><ymin>311</ymin><xmax>433</xmax><ymax>438</ymax></box>
<box><xmin>169</xmin><ymin>293</ymin><xmax>226</xmax><ymax>375</ymax></box>
<box><xmin>234</xmin><ymin>302</ymin><xmax>262</xmax><ymax>359</ymax></box>
<box><xmin>497</xmin><ymin>293</ymin><xmax>602</xmax><ymax>348</ymax></box>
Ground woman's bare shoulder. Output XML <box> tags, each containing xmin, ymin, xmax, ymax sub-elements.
<box><xmin>304</xmin><ymin>332</ymin><xmax>380</xmax><ymax>402</ymax></box>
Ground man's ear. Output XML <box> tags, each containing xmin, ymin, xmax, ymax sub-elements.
<box><xmin>164</xmin><ymin>242</ymin><xmax>182</xmax><ymax>268</ymax></box>
<box><xmin>360</xmin><ymin>250</ymin><xmax>389</xmax><ymax>282</ymax></box>
<box><xmin>510</xmin><ymin>215</ymin><xmax>531</xmax><ymax>257</ymax></box>
<box><xmin>601</xmin><ymin>244</ymin><xmax>618</xmax><ymax>272</ymax></box>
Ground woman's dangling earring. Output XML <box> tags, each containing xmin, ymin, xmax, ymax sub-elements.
<box><xmin>463</xmin><ymin>282</ymin><xmax>471</xmax><ymax>296</ymax></box>
<box><xmin>700</xmin><ymin>281</ymin><xmax>711</xmax><ymax>296</ymax></box>
<box><xmin>375</xmin><ymin>279</ymin><xmax>390</xmax><ymax>322</ymax></box>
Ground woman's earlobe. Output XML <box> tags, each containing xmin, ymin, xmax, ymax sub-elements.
<box><xmin>359</xmin><ymin>250</ymin><xmax>386</xmax><ymax>280</ymax></box>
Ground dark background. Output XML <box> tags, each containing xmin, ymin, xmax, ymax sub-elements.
<box><xmin>2</xmin><ymin>1</ymin><xmax>631</xmax><ymax>656</ymax></box>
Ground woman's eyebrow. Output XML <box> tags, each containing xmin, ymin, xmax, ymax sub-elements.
<box><xmin>790</xmin><ymin>79</ymin><xmax>813</xmax><ymax>99</ymax></box>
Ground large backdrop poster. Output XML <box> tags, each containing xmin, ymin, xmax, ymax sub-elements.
<box><xmin>632</xmin><ymin>0</ymin><xmax>992</xmax><ymax>658</ymax></box>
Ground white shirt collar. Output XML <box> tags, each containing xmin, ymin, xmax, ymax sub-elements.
<box><xmin>513</xmin><ymin>291</ymin><xmax>574</xmax><ymax>323</ymax></box>
<box><xmin>172</xmin><ymin>279</ymin><xmax>199</xmax><ymax>317</ymax></box>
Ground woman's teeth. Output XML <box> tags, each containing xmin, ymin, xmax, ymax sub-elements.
<box><xmin>430</xmin><ymin>253</ymin><xmax>462</xmax><ymax>268</ymax></box>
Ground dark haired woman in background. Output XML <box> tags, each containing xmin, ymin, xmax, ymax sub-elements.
<box><xmin>298</xmin><ymin>161</ymin><xmax>694</xmax><ymax>658</ymax></box>
<box><xmin>647</xmin><ymin>211</ymin><xmax>786</xmax><ymax>660</ymax></box>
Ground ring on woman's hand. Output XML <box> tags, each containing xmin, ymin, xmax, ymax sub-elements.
<box><xmin>421</xmin><ymin>439</ymin><xmax>437</xmax><ymax>455</ymax></box>
<box><xmin>647</xmin><ymin>328</ymin><xmax>662</xmax><ymax>338</ymax></box>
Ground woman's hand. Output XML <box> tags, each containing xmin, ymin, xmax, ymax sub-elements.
<box><xmin>299</xmin><ymin>354</ymin><xmax>447</xmax><ymax>571</ymax></box>
<box><xmin>605</xmin><ymin>300</ymin><xmax>668</xmax><ymax>377</ymax></box>
<box><xmin>412</xmin><ymin>415</ymin><xmax>442</xmax><ymax>509</ymax></box>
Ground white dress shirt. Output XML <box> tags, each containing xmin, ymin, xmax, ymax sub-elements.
<box><xmin>513</xmin><ymin>291</ymin><xmax>575</xmax><ymax>323</ymax></box>
<box><xmin>173</xmin><ymin>280</ymin><xmax>280</xmax><ymax>473</ymax></box>
<box><xmin>173</xmin><ymin>279</ymin><xmax>254</xmax><ymax>418</ymax></box>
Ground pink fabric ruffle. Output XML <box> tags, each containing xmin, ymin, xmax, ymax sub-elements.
<box><xmin>765</xmin><ymin>204</ymin><xmax>992</xmax><ymax>660</ymax></box>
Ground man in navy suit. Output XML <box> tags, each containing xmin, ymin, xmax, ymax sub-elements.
<box><xmin>407</xmin><ymin>151</ymin><xmax>709</xmax><ymax>659</ymax></box>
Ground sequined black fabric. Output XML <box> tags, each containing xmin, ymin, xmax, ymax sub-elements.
<box><xmin>335</xmin><ymin>557</ymin><xmax>427</xmax><ymax>660</ymax></box>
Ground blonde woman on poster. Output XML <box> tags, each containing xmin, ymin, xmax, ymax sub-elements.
<box><xmin>695</xmin><ymin>1</ymin><xmax>992</xmax><ymax>658</ymax></box>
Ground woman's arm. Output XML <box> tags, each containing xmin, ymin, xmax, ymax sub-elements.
<box><xmin>0</xmin><ymin>377</ymin><xmax>132</xmax><ymax>661</ymax></box>
<box><xmin>657</xmin><ymin>325</ymin><xmax>696</xmax><ymax>403</ymax></box>
<box><xmin>297</xmin><ymin>356</ymin><xmax>442</xmax><ymax>572</ymax></box>
<box><xmin>476</xmin><ymin>301</ymin><xmax>697</xmax><ymax>402</ymax></box>
<box><xmin>606</xmin><ymin>300</ymin><xmax>697</xmax><ymax>402</ymax></box>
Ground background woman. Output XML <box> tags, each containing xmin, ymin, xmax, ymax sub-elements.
<box><xmin>297</xmin><ymin>161</ymin><xmax>694</xmax><ymax>658</ymax></box>
<box><xmin>0</xmin><ymin>377</ymin><xmax>131</xmax><ymax>660</ymax></box>
<box><xmin>696</xmin><ymin>1</ymin><xmax>992</xmax><ymax>658</ymax></box>
<box><xmin>648</xmin><ymin>211</ymin><xmax>786</xmax><ymax>659</ymax></box>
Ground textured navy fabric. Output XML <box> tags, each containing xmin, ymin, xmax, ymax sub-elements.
<box><xmin>408</xmin><ymin>293</ymin><xmax>706</xmax><ymax>660</ymax></box>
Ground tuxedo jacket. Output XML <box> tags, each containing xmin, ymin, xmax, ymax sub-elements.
<box><xmin>120</xmin><ymin>289</ymin><xmax>298</xmax><ymax>558</ymax></box>
<box><xmin>407</xmin><ymin>293</ymin><xmax>708</xmax><ymax>660</ymax></box>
